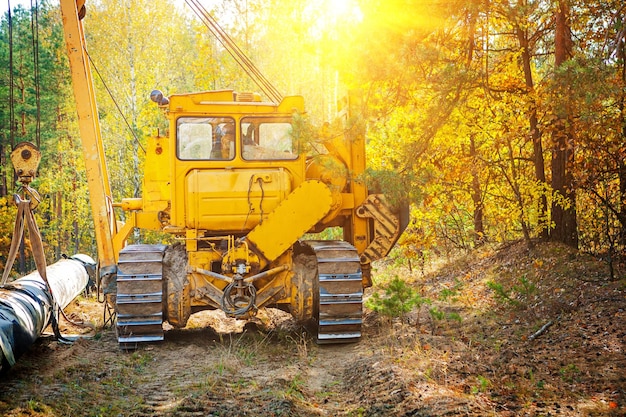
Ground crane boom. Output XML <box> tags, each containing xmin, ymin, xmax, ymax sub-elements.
<box><xmin>59</xmin><ymin>0</ymin><xmax>117</xmax><ymax>277</ymax></box>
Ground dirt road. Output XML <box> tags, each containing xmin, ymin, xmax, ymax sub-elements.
<box><xmin>1</xmin><ymin>242</ymin><xmax>624</xmax><ymax>416</ymax></box>
<box><xmin>1</xmin><ymin>306</ymin><xmax>402</xmax><ymax>416</ymax></box>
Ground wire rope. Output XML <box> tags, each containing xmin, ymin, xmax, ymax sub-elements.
<box><xmin>30</xmin><ymin>0</ymin><xmax>41</xmax><ymax>147</ymax></box>
<box><xmin>184</xmin><ymin>0</ymin><xmax>283</xmax><ymax>103</ymax></box>
<box><xmin>84</xmin><ymin>50</ymin><xmax>146</xmax><ymax>154</ymax></box>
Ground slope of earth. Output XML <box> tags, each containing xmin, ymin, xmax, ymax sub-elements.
<box><xmin>0</xmin><ymin>240</ymin><xmax>624</xmax><ymax>416</ymax></box>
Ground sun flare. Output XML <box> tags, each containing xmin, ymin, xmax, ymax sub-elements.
<box><xmin>309</xmin><ymin>0</ymin><xmax>363</xmax><ymax>37</ymax></box>
<box><xmin>322</xmin><ymin>0</ymin><xmax>363</xmax><ymax>22</ymax></box>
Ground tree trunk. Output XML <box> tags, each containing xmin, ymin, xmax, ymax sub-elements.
<box><xmin>516</xmin><ymin>23</ymin><xmax>548</xmax><ymax>239</ymax></box>
<box><xmin>466</xmin><ymin>2</ymin><xmax>484</xmax><ymax>246</ymax></box>
<box><xmin>550</xmin><ymin>0</ymin><xmax>578</xmax><ymax>248</ymax></box>
<box><xmin>618</xmin><ymin>17</ymin><xmax>626</xmax><ymax>248</ymax></box>
<box><xmin>55</xmin><ymin>191</ymin><xmax>63</xmax><ymax>259</ymax></box>
<box><xmin>469</xmin><ymin>134</ymin><xmax>484</xmax><ymax>246</ymax></box>
<box><xmin>0</xmin><ymin>145</ymin><xmax>7</xmax><ymax>197</ymax></box>
<box><xmin>618</xmin><ymin>144</ymin><xmax>626</xmax><ymax>248</ymax></box>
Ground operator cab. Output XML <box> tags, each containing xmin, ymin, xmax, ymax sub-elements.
<box><xmin>153</xmin><ymin>90</ymin><xmax>307</xmax><ymax>233</ymax></box>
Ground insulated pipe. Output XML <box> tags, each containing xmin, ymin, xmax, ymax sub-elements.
<box><xmin>0</xmin><ymin>255</ymin><xmax>95</xmax><ymax>373</ymax></box>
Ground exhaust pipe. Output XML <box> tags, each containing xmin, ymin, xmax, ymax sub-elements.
<box><xmin>0</xmin><ymin>255</ymin><xmax>95</xmax><ymax>373</ymax></box>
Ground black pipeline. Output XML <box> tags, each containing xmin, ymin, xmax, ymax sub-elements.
<box><xmin>0</xmin><ymin>255</ymin><xmax>95</xmax><ymax>373</ymax></box>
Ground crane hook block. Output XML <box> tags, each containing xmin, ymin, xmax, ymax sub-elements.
<box><xmin>11</xmin><ymin>142</ymin><xmax>41</xmax><ymax>186</ymax></box>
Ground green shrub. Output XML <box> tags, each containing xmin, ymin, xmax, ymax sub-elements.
<box><xmin>486</xmin><ymin>275</ymin><xmax>537</xmax><ymax>307</ymax></box>
<box><xmin>429</xmin><ymin>306</ymin><xmax>462</xmax><ymax>323</ymax></box>
<box><xmin>366</xmin><ymin>276</ymin><xmax>430</xmax><ymax>319</ymax></box>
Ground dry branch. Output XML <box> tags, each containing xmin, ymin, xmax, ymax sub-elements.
<box><xmin>528</xmin><ymin>321</ymin><xmax>552</xmax><ymax>341</ymax></box>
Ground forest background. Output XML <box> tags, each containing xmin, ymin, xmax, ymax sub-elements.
<box><xmin>0</xmin><ymin>0</ymin><xmax>625</xmax><ymax>274</ymax></box>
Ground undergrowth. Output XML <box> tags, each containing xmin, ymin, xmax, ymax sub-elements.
<box><xmin>366</xmin><ymin>276</ymin><xmax>431</xmax><ymax>320</ymax></box>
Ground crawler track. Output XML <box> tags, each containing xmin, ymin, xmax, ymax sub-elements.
<box><xmin>116</xmin><ymin>244</ymin><xmax>167</xmax><ymax>349</ymax></box>
<box><xmin>306</xmin><ymin>240</ymin><xmax>363</xmax><ymax>343</ymax></box>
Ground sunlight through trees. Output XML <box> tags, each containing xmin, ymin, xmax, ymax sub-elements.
<box><xmin>1</xmin><ymin>0</ymin><xmax>625</xmax><ymax>268</ymax></box>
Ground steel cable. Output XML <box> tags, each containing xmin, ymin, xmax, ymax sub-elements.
<box><xmin>30</xmin><ymin>0</ymin><xmax>41</xmax><ymax>147</ymax></box>
<box><xmin>184</xmin><ymin>0</ymin><xmax>283</xmax><ymax>103</ymax></box>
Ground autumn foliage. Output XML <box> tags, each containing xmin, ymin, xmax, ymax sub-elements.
<box><xmin>0</xmin><ymin>0</ymin><xmax>625</xmax><ymax>270</ymax></box>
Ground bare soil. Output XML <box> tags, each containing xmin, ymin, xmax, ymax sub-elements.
<box><xmin>0</xmin><ymin>241</ymin><xmax>624</xmax><ymax>416</ymax></box>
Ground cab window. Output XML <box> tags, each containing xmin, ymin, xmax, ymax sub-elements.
<box><xmin>177</xmin><ymin>117</ymin><xmax>235</xmax><ymax>160</ymax></box>
<box><xmin>241</xmin><ymin>117</ymin><xmax>298</xmax><ymax>161</ymax></box>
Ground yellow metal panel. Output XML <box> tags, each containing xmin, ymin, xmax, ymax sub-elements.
<box><xmin>135</xmin><ymin>212</ymin><xmax>164</xmax><ymax>231</ymax></box>
<box><xmin>276</xmin><ymin>96</ymin><xmax>305</xmax><ymax>113</ymax></box>
<box><xmin>143</xmin><ymin>134</ymin><xmax>170</xmax><ymax>212</ymax></box>
<box><xmin>246</xmin><ymin>180</ymin><xmax>332</xmax><ymax>264</ymax></box>
<box><xmin>167</xmin><ymin>91</ymin><xmax>304</xmax><ymax>115</ymax></box>
<box><xmin>185</xmin><ymin>168</ymin><xmax>291</xmax><ymax>231</ymax></box>
<box><xmin>112</xmin><ymin>213</ymin><xmax>134</xmax><ymax>254</ymax></box>
<box><xmin>189</xmin><ymin>250</ymin><xmax>221</xmax><ymax>274</ymax></box>
<box><xmin>186</xmin><ymin>229</ymin><xmax>199</xmax><ymax>252</ymax></box>
<box><xmin>343</xmin><ymin>94</ymin><xmax>369</xmax><ymax>256</ymax></box>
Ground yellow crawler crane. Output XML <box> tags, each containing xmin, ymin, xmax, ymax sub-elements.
<box><xmin>60</xmin><ymin>0</ymin><xmax>407</xmax><ymax>347</ymax></box>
